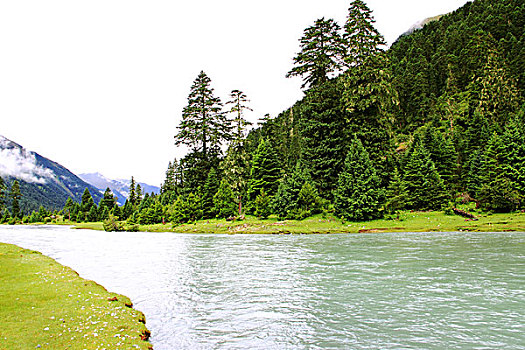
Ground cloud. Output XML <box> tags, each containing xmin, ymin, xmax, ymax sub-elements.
<box><xmin>0</xmin><ymin>136</ymin><xmax>55</xmax><ymax>184</ymax></box>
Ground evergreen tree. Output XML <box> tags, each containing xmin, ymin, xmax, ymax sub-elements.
<box><xmin>0</xmin><ymin>177</ymin><xmax>6</xmax><ymax>212</ymax></box>
<box><xmin>81</xmin><ymin>188</ymin><xmax>95</xmax><ymax>214</ymax></box>
<box><xmin>226</xmin><ymin>89</ymin><xmax>253</xmax><ymax>144</ymax></box>
<box><xmin>223</xmin><ymin>89</ymin><xmax>253</xmax><ymax>214</ymax></box>
<box><xmin>246</xmin><ymin>138</ymin><xmax>282</xmax><ymax>203</ymax></box>
<box><xmin>286</xmin><ymin>17</ymin><xmax>344</xmax><ymax>89</ymax></box>
<box><xmin>478</xmin><ymin>116</ymin><xmax>525</xmax><ymax>212</ymax></box>
<box><xmin>402</xmin><ymin>141</ymin><xmax>448</xmax><ymax>210</ymax></box>
<box><xmin>343</xmin><ymin>0</ymin><xmax>385</xmax><ymax>68</ymax></box>
<box><xmin>136</xmin><ymin>184</ymin><xmax>143</xmax><ymax>205</ymax></box>
<box><xmin>63</xmin><ymin>197</ymin><xmax>74</xmax><ymax>221</ymax></box>
<box><xmin>11</xmin><ymin>180</ymin><xmax>22</xmax><ymax>219</ymax></box>
<box><xmin>334</xmin><ymin>137</ymin><xmax>384</xmax><ymax>221</ymax></box>
<box><xmin>384</xmin><ymin>168</ymin><xmax>409</xmax><ymax>214</ymax></box>
<box><xmin>213</xmin><ymin>179</ymin><xmax>237</xmax><ymax>219</ymax></box>
<box><xmin>272</xmin><ymin>162</ymin><xmax>320</xmax><ymax>220</ymax></box>
<box><xmin>254</xmin><ymin>190</ymin><xmax>272</xmax><ymax>219</ymax></box>
<box><xmin>474</xmin><ymin>49</ymin><xmax>521</xmax><ymax>127</ymax></box>
<box><xmin>99</xmin><ymin>188</ymin><xmax>116</xmax><ymax>215</ymax></box>
<box><xmin>129</xmin><ymin>177</ymin><xmax>137</xmax><ymax>206</ymax></box>
<box><xmin>341</xmin><ymin>0</ymin><xmax>397</xmax><ymax>171</ymax></box>
<box><xmin>202</xmin><ymin>168</ymin><xmax>220</xmax><ymax>219</ymax></box>
<box><xmin>299</xmin><ymin>79</ymin><xmax>348</xmax><ymax>199</ymax></box>
<box><xmin>175</xmin><ymin>71</ymin><xmax>230</xmax><ymax>157</ymax></box>
<box><xmin>221</xmin><ymin>144</ymin><xmax>250</xmax><ymax>215</ymax></box>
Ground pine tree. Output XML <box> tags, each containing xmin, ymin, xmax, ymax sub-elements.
<box><xmin>11</xmin><ymin>180</ymin><xmax>22</xmax><ymax>219</ymax></box>
<box><xmin>175</xmin><ymin>71</ymin><xmax>230</xmax><ymax>157</ymax></box>
<box><xmin>247</xmin><ymin>138</ymin><xmax>282</xmax><ymax>203</ymax></box>
<box><xmin>222</xmin><ymin>144</ymin><xmax>250</xmax><ymax>215</ymax></box>
<box><xmin>478</xmin><ymin>115</ymin><xmax>525</xmax><ymax>212</ymax></box>
<box><xmin>99</xmin><ymin>188</ymin><xmax>116</xmax><ymax>216</ymax></box>
<box><xmin>286</xmin><ymin>17</ymin><xmax>344</xmax><ymax>89</ymax></box>
<box><xmin>384</xmin><ymin>168</ymin><xmax>409</xmax><ymax>214</ymax></box>
<box><xmin>0</xmin><ymin>177</ymin><xmax>6</xmax><ymax>212</ymax></box>
<box><xmin>213</xmin><ymin>179</ymin><xmax>237</xmax><ymax>219</ymax></box>
<box><xmin>272</xmin><ymin>162</ymin><xmax>317</xmax><ymax>220</ymax></box>
<box><xmin>129</xmin><ymin>177</ymin><xmax>137</xmax><ymax>206</ymax></box>
<box><xmin>299</xmin><ymin>79</ymin><xmax>348</xmax><ymax>199</ymax></box>
<box><xmin>402</xmin><ymin>141</ymin><xmax>448</xmax><ymax>210</ymax></box>
<box><xmin>81</xmin><ymin>188</ymin><xmax>95</xmax><ymax>214</ymax></box>
<box><xmin>475</xmin><ymin>49</ymin><xmax>521</xmax><ymax>127</ymax></box>
<box><xmin>254</xmin><ymin>190</ymin><xmax>272</xmax><ymax>219</ymax></box>
<box><xmin>202</xmin><ymin>168</ymin><xmax>220</xmax><ymax>219</ymax></box>
<box><xmin>341</xmin><ymin>0</ymin><xmax>397</xmax><ymax>169</ymax></box>
<box><xmin>226</xmin><ymin>89</ymin><xmax>253</xmax><ymax>145</ymax></box>
<box><xmin>343</xmin><ymin>0</ymin><xmax>385</xmax><ymax>68</ymax></box>
<box><xmin>334</xmin><ymin>137</ymin><xmax>384</xmax><ymax>221</ymax></box>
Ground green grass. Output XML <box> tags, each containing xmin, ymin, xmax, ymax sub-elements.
<box><xmin>35</xmin><ymin>210</ymin><xmax>525</xmax><ymax>234</ymax></box>
<box><xmin>0</xmin><ymin>243</ymin><xmax>152</xmax><ymax>350</ymax></box>
<box><xmin>129</xmin><ymin>210</ymin><xmax>525</xmax><ymax>234</ymax></box>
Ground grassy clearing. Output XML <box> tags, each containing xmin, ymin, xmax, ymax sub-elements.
<box><xmin>50</xmin><ymin>210</ymin><xmax>525</xmax><ymax>233</ymax></box>
<box><xmin>132</xmin><ymin>210</ymin><xmax>525</xmax><ymax>234</ymax></box>
<box><xmin>0</xmin><ymin>243</ymin><xmax>152</xmax><ymax>350</ymax></box>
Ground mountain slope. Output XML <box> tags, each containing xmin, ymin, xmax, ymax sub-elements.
<box><xmin>79</xmin><ymin>172</ymin><xmax>160</xmax><ymax>206</ymax></box>
<box><xmin>0</xmin><ymin>135</ymin><xmax>102</xmax><ymax>214</ymax></box>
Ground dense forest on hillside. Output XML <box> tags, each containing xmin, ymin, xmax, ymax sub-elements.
<box><xmin>2</xmin><ymin>0</ymin><xmax>524</xmax><ymax>226</ymax></box>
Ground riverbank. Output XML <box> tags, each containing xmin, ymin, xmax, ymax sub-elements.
<box><xmin>0</xmin><ymin>243</ymin><xmax>152</xmax><ymax>349</ymax></box>
<box><xmin>69</xmin><ymin>210</ymin><xmax>525</xmax><ymax>234</ymax></box>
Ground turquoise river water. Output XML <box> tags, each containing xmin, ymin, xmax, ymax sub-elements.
<box><xmin>0</xmin><ymin>226</ymin><xmax>523</xmax><ymax>349</ymax></box>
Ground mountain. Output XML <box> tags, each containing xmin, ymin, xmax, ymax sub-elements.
<box><xmin>79</xmin><ymin>172</ymin><xmax>160</xmax><ymax>206</ymax></box>
<box><xmin>0</xmin><ymin>135</ymin><xmax>103</xmax><ymax>214</ymax></box>
<box><xmin>399</xmin><ymin>14</ymin><xmax>444</xmax><ymax>38</ymax></box>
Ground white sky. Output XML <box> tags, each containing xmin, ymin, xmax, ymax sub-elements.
<box><xmin>0</xmin><ymin>0</ymin><xmax>470</xmax><ymax>186</ymax></box>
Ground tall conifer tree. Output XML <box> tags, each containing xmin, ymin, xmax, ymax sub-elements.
<box><xmin>11</xmin><ymin>180</ymin><xmax>21</xmax><ymax>219</ymax></box>
<box><xmin>247</xmin><ymin>139</ymin><xmax>282</xmax><ymax>203</ymax></box>
<box><xmin>286</xmin><ymin>17</ymin><xmax>344</xmax><ymax>89</ymax></box>
<box><xmin>175</xmin><ymin>71</ymin><xmax>230</xmax><ymax>157</ymax></box>
<box><xmin>334</xmin><ymin>137</ymin><xmax>384</xmax><ymax>221</ymax></box>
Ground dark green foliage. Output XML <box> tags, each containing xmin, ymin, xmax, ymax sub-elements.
<box><xmin>402</xmin><ymin>141</ymin><xmax>449</xmax><ymax>210</ymax></box>
<box><xmin>11</xmin><ymin>180</ymin><xmax>22</xmax><ymax>219</ymax></box>
<box><xmin>87</xmin><ymin>205</ymin><xmax>99</xmax><ymax>222</ymax></box>
<box><xmin>478</xmin><ymin>116</ymin><xmax>525</xmax><ymax>212</ymax></box>
<box><xmin>202</xmin><ymin>168</ymin><xmax>220</xmax><ymax>219</ymax></box>
<box><xmin>175</xmin><ymin>71</ymin><xmax>230</xmax><ymax>157</ymax></box>
<box><xmin>213</xmin><ymin>180</ymin><xmax>237</xmax><ymax>219</ymax></box>
<box><xmin>390</xmin><ymin>0</ymin><xmax>524</xmax><ymax>132</ymax></box>
<box><xmin>247</xmin><ymin>139</ymin><xmax>282</xmax><ymax>203</ymax></box>
<box><xmin>334</xmin><ymin>137</ymin><xmax>384</xmax><ymax>221</ymax></box>
<box><xmin>343</xmin><ymin>0</ymin><xmax>385</xmax><ymax>67</ymax></box>
<box><xmin>299</xmin><ymin>79</ymin><xmax>349</xmax><ymax>199</ymax></box>
<box><xmin>384</xmin><ymin>168</ymin><xmax>409</xmax><ymax>214</ymax></box>
<box><xmin>287</xmin><ymin>17</ymin><xmax>344</xmax><ymax>89</ymax></box>
<box><xmin>272</xmin><ymin>163</ymin><xmax>322</xmax><ymax>220</ymax></box>
<box><xmin>128</xmin><ymin>177</ymin><xmax>137</xmax><ymax>206</ymax></box>
<box><xmin>0</xmin><ymin>177</ymin><xmax>6</xmax><ymax>212</ymax></box>
<box><xmin>169</xmin><ymin>193</ymin><xmax>203</xmax><ymax>224</ymax></box>
<box><xmin>99</xmin><ymin>188</ymin><xmax>116</xmax><ymax>216</ymax></box>
<box><xmin>254</xmin><ymin>190</ymin><xmax>272</xmax><ymax>219</ymax></box>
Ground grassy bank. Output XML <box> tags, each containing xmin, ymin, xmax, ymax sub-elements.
<box><xmin>69</xmin><ymin>210</ymin><xmax>525</xmax><ymax>234</ymax></box>
<box><xmin>0</xmin><ymin>243</ymin><xmax>152</xmax><ymax>350</ymax></box>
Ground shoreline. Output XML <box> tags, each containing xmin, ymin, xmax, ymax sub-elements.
<box><xmin>65</xmin><ymin>211</ymin><xmax>525</xmax><ymax>234</ymax></box>
<box><xmin>0</xmin><ymin>242</ymin><xmax>152</xmax><ymax>349</ymax></box>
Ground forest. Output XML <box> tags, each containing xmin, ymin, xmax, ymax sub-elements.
<box><xmin>1</xmin><ymin>0</ymin><xmax>524</xmax><ymax>227</ymax></box>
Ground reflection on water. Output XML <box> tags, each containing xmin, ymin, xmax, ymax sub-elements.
<box><xmin>0</xmin><ymin>226</ymin><xmax>524</xmax><ymax>349</ymax></box>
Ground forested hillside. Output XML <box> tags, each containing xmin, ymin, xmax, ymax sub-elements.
<box><xmin>4</xmin><ymin>0</ymin><xmax>523</xmax><ymax>226</ymax></box>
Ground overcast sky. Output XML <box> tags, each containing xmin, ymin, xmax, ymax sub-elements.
<box><xmin>0</xmin><ymin>0</ymin><xmax>470</xmax><ymax>186</ymax></box>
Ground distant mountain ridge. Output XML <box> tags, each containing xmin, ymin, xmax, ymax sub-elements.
<box><xmin>0</xmin><ymin>135</ymin><xmax>103</xmax><ymax>213</ymax></box>
<box><xmin>398</xmin><ymin>14</ymin><xmax>444</xmax><ymax>39</ymax></box>
<box><xmin>79</xmin><ymin>172</ymin><xmax>160</xmax><ymax>206</ymax></box>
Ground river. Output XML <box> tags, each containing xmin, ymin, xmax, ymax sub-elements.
<box><xmin>0</xmin><ymin>226</ymin><xmax>524</xmax><ymax>349</ymax></box>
